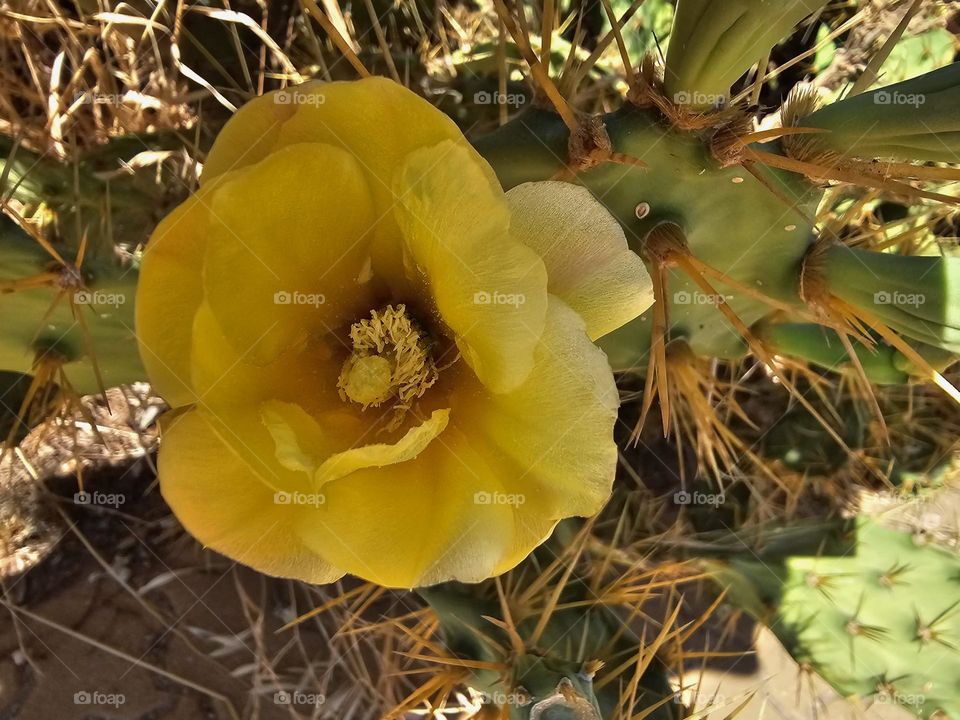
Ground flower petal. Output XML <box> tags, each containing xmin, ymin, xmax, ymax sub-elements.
<box><xmin>314</xmin><ymin>408</ymin><xmax>449</xmax><ymax>487</ymax></box>
<box><xmin>159</xmin><ymin>408</ymin><xmax>343</xmax><ymax>584</ymax></box>
<box><xmin>452</xmin><ymin>297</ymin><xmax>619</xmax><ymax>524</ymax></box>
<box><xmin>293</xmin><ymin>300</ymin><xmax>618</xmax><ymax>588</ymax></box>
<box><xmin>262</xmin><ymin>400</ymin><xmax>339</xmax><ymax>475</ymax></box>
<box><xmin>506</xmin><ymin>181</ymin><xmax>654</xmax><ymax>340</ymax></box>
<box><xmin>203</xmin><ymin>78</ymin><xmax>463</xmax><ymax>192</ymax></box>
<box><xmin>203</xmin><ymin>143</ymin><xmax>378</xmax><ymax>365</ymax></box>
<box><xmin>204</xmin><ymin>78</ymin><xmax>471</xmax><ymax>298</ymax></box>
<box><xmin>136</xmin><ymin>181</ymin><xmax>221</xmax><ymax>407</ymax></box>
<box><xmin>200</xmin><ymin>92</ymin><xmax>298</xmax><ymax>182</ymax></box>
<box><xmin>190</xmin><ymin>301</ymin><xmax>345</xmax><ymax>415</ymax></box>
<box><xmin>395</xmin><ymin>141</ymin><xmax>549</xmax><ymax>393</ymax></box>
<box><xmin>294</xmin><ymin>431</ymin><xmax>515</xmax><ymax>588</ymax></box>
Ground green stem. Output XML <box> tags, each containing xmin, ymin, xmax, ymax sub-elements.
<box><xmin>822</xmin><ymin>243</ymin><xmax>960</xmax><ymax>353</ymax></box>
<box><xmin>761</xmin><ymin>321</ymin><xmax>910</xmax><ymax>384</ymax></box>
<box><xmin>663</xmin><ymin>0</ymin><xmax>829</xmax><ymax>107</ymax></box>
<box><xmin>802</xmin><ymin>62</ymin><xmax>960</xmax><ymax>163</ymax></box>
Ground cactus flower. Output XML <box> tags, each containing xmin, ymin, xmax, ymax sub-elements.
<box><xmin>136</xmin><ymin>77</ymin><xmax>652</xmax><ymax>588</ymax></box>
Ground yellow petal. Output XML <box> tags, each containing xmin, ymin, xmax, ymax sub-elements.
<box><xmin>272</xmin><ymin>78</ymin><xmax>465</xmax><ymax>198</ymax></box>
<box><xmin>294</xmin><ymin>300</ymin><xmax>618</xmax><ymax>588</ymax></box>
<box><xmin>315</xmin><ymin>408</ymin><xmax>449</xmax><ymax>487</ymax></box>
<box><xmin>203</xmin><ymin>143</ymin><xmax>378</xmax><ymax>365</ymax></box>
<box><xmin>159</xmin><ymin>408</ymin><xmax>343</xmax><ymax>584</ymax></box>
<box><xmin>295</xmin><ymin>431</ymin><xmax>516</xmax><ymax>588</ymax></box>
<box><xmin>203</xmin><ymin>78</ymin><xmax>463</xmax><ymax>192</ymax></box>
<box><xmin>262</xmin><ymin>400</ymin><xmax>339</xmax><ymax>475</ymax></box>
<box><xmin>200</xmin><ymin>92</ymin><xmax>297</xmax><ymax>183</ymax></box>
<box><xmin>395</xmin><ymin>141</ymin><xmax>549</xmax><ymax>393</ymax></box>
<box><xmin>136</xmin><ymin>180</ymin><xmax>222</xmax><ymax>407</ymax></box>
<box><xmin>205</xmin><ymin>79</ymin><xmax>470</xmax><ymax>297</ymax></box>
<box><xmin>190</xmin><ymin>301</ymin><xmax>346</xmax><ymax>415</ymax></box>
<box><xmin>203</xmin><ymin>395</ymin><xmax>367</xmax><ymax>494</ymax></box>
<box><xmin>506</xmin><ymin>181</ymin><xmax>654</xmax><ymax>340</ymax></box>
<box><xmin>452</xmin><ymin>297</ymin><xmax>619</xmax><ymax>525</ymax></box>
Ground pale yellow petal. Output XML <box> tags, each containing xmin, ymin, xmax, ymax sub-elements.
<box><xmin>159</xmin><ymin>408</ymin><xmax>343</xmax><ymax>584</ymax></box>
<box><xmin>506</xmin><ymin>181</ymin><xmax>654</xmax><ymax>340</ymax></box>
<box><xmin>395</xmin><ymin>141</ymin><xmax>549</xmax><ymax>393</ymax></box>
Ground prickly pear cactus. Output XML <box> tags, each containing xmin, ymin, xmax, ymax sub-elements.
<box><xmin>720</xmin><ymin>518</ymin><xmax>960</xmax><ymax>719</ymax></box>
<box><xmin>477</xmin><ymin>4</ymin><xmax>960</xmax><ymax>397</ymax></box>
<box><xmin>0</xmin><ymin>225</ymin><xmax>141</xmax><ymax>393</ymax></box>
<box><xmin>0</xmin><ymin>137</ymin><xmax>164</xmax><ymax>405</ymax></box>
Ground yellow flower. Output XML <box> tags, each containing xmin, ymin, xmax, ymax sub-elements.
<box><xmin>136</xmin><ymin>77</ymin><xmax>652</xmax><ymax>588</ymax></box>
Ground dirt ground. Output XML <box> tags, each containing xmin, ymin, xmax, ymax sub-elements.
<box><xmin>0</xmin><ymin>459</ymin><xmax>451</xmax><ymax>719</ymax></box>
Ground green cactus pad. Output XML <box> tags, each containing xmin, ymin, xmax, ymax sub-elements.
<box><xmin>821</xmin><ymin>243</ymin><xmax>960</xmax><ymax>354</ymax></box>
<box><xmin>477</xmin><ymin>105</ymin><xmax>820</xmax><ymax>368</ymax></box>
<box><xmin>761</xmin><ymin>321</ymin><xmax>911</xmax><ymax>385</ymax></box>
<box><xmin>0</xmin><ymin>228</ymin><xmax>142</xmax><ymax>393</ymax></box>
<box><xmin>586</xmin><ymin>107</ymin><xmax>817</xmax><ymax>364</ymax></box>
<box><xmin>420</xmin><ymin>580</ymin><xmax>678</xmax><ymax>720</ymax></box>
<box><xmin>723</xmin><ymin>518</ymin><xmax>960</xmax><ymax>719</ymax></box>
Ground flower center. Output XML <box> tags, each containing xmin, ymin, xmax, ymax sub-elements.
<box><xmin>337</xmin><ymin>304</ymin><xmax>438</xmax><ymax>419</ymax></box>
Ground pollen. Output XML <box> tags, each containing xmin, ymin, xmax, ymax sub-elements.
<box><xmin>338</xmin><ymin>304</ymin><xmax>438</xmax><ymax>420</ymax></box>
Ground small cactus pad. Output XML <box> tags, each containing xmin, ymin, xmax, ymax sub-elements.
<box><xmin>733</xmin><ymin>519</ymin><xmax>960</xmax><ymax>718</ymax></box>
